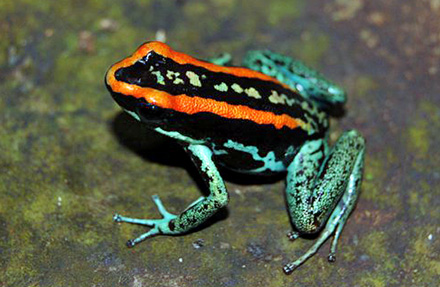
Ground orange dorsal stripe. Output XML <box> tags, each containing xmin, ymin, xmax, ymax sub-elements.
<box><xmin>106</xmin><ymin>41</ymin><xmax>307</xmax><ymax>130</ymax></box>
<box><xmin>135</xmin><ymin>42</ymin><xmax>289</xmax><ymax>85</ymax></box>
<box><xmin>109</xmin><ymin>41</ymin><xmax>290</xmax><ymax>88</ymax></box>
<box><xmin>109</xmin><ymin>83</ymin><xmax>305</xmax><ymax>130</ymax></box>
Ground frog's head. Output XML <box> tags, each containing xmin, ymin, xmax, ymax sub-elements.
<box><xmin>243</xmin><ymin>50</ymin><xmax>346</xmax><ymax>113</ymax></box>
<box><xmin>105</xmin><ymin>41</ymin><xmax>178</xmax><ymax>127</ymax></box>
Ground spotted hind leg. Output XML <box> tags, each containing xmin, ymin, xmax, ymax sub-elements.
<box><xmin>242</xmin><ymin>50</ymin><xmax>346</xmax><ymax>113</ymax></box>
<box><xmin>283</xmin><ymin>130</ymin><xmax>365</xmax><ymax>274</ymax></box>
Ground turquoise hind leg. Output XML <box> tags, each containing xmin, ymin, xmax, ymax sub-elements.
<box><xmin>243</xmin><ymin>50</ymin><xmax>346</xmax><ymax>112</ymax></box>
<box><xmin>208</xmin><ymin>53</ymin><xmax>233</xmax><ymax>66</ymax></box>
<box><xmin>283</xmin><ymin>130</ymin><xmax>365</xmax><ymax>274</ymax></box>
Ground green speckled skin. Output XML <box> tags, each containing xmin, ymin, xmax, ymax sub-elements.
<box><xmin>110</xmin><ymin>49</ymin><xmax>365</xmax><ymax>273</ymax></box>
<box><xmin>285</xmin><ymin>130</ymin><xmax>364</xmax><ymax>272</ymax></box>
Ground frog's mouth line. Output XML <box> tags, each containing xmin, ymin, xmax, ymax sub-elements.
<box><xmin>105</xmin><ymin>85</ymin><xmax>137</xmax><ymax>112</ymax></box>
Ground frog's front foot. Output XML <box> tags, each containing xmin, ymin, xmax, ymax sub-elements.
<box><xmin>113</xmin><ymin>195</ymin><xmax>178</xmax><ymax>247</ymax></box>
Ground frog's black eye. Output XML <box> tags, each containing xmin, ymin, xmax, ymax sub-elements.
<box><xmin>136</xmin><ymin>101</ymin><xmax>164</xmax><ymax>117</ymax></box>
<box><xmin>136</xmin><ymin>101</ymin><xmax>168</xmax><ymax>125</ymax></box>
<box><xmin>115</xmin><ymin>67</ymin><xmax>142</xmax><ymax>86</ymax></box>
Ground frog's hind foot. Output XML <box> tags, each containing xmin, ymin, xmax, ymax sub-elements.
<box><xmin>113</xmin><ymin>195</ymin><xmax>177</xmax><ymax>247</ymax></box>
<box><xmin>283</xmin><ymin>230</ymin><xmax>331</xmax><ymax>274</ymax></box>
<box><xmin>283</xmin><ymin>197</ymin><xmax>355</xmax><ymax>274</ymax></box>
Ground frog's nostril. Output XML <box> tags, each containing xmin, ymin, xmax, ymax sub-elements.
<box><xmin>115</xmin><ymin>68</ymin><xmax>124</xmax><ymax>80</ymax></box>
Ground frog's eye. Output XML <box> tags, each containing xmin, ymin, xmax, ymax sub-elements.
<box><xmin>136</xmin><ymin>100</ymin><xmax>168</xmax><ymax>124</ymax></box>
<box><xmin>114</xmin><ymin>67</ymin><xmax>143</xmax><ymax>86</ymax></box>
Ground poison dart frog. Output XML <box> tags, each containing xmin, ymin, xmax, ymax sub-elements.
<box><xmin>105</xmin><ymin>41</ymin><xmax>365</xmax><ymax>274</ymax></box>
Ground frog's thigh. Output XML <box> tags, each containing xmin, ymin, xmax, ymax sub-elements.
<box><xmin>170</xmin><ymin>144</ymin><xmax>229</xmax><ymax>232</ymax></box>
<box><xmin>242</xmin><ymin>50</ymin><xmax>346</xmax><ymax>112</ymax></box>
<box><xmin>286</xmin><ymin>130</ymin><xmax>365</xmax><ymax>234</ymax></box>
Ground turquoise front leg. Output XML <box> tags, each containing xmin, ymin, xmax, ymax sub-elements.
<box><xmin>283</xmin><ymin>130</ymin><xmax>365</xmax><ymax>274</ymax></box>
<box><xmin>114</xmin><ymin>144</ymin><xmax>229</xmax><ymax>247</ymax></box>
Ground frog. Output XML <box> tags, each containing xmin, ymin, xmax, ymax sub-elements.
<box><xmin>105</xmin><ymin>41</ymin><xmax>365</xmax><ymax>274</ymax></box>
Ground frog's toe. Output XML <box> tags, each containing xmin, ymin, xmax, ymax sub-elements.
<box><xmin>113</xmin><ymin>195</ymin><xmax>177</xmax><ymax>226</ymax></box>
<box><xmin>287</xmin><ymin>231</ymin><xmax>300</xmax><ymax>241</ymax></box>
<box><xmin>113</xmin><ymin>213</ymin><xmax>122</xmax><ymax>222</ymax></box>
<box><xmin>113</xmin><ymin>213</ymin><xmax>157</xmax><ymax>227</ymax></box>
<box><xmin>151</xmin><ymin>194</ymin><xmax>177</xmax><ymax>220</ymax></box>
<box><xmin>283</xmin><ymin>263</ymin><xmax>298</xmax><ymax>275</ymax></box>
<box><xmin>328</xmin><ymin>253</ymin><xmax>336</xmax><ymax>262</ymax></box>
<box><xmin>126</xmin><ymin>239</ymin><xmax>135</xmax><ymax>248</ymax></box>
<box><xmin>125</xmin><ymin>227</ymin><xmax>162</xmax><ymax>247</ymax></box>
